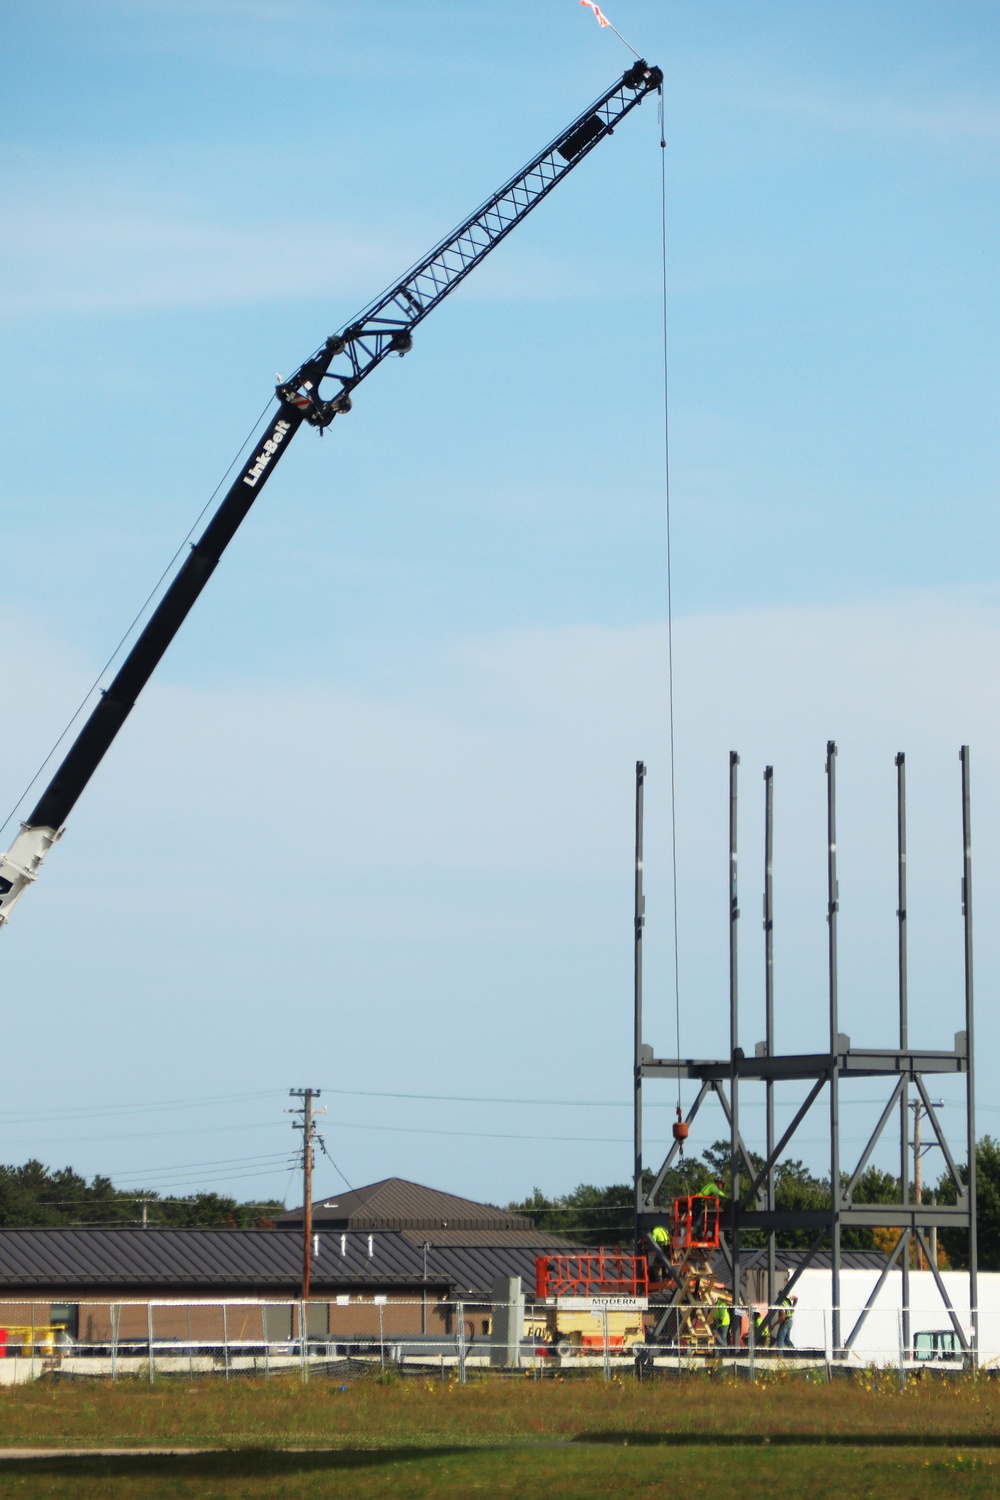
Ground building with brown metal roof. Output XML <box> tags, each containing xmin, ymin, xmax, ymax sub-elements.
<box><xmin>275</xmin><ymin>1177</ymin><xmax>550</xmax><ymax>1245</ymax></box>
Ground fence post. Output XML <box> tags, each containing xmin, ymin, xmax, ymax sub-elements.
<box><xmin>378</xmin><ymin>1302</ymin><xmax>385</xmax><ymax>1371</ymax></box>
<box><xmin>30</xmin><ymin>1302</ymin><xmax>36</xmax><ymax>1383</ymax></box>
<box><xmin>299</xmin><ymin>1300</ymin><xmax>308</xmax><ymax>1384</ymax></box>
<box><xmin>223</xmin><ymin>1304</ymin><xmax>230</xmax><ymax>1381</ymax></box>
<box><xmin>111</xmin><ymin>1304</ymin><xmax>118</xmax><ymax>1383</ymax></box>
<box><xmin>457</xmin><ymin>1300</ymin><xmax>467</xmax><ymax>1384</ymax></box>
<box><xmin>147</xmin><ymin>1304</ymin><xmax>154</xmax><ymax>1384</ymax></box>
<box><xmin>748</xmin><ymin>1307</ymin><xmax>756</xmax><ymax>1383</ymax></box>
<box><xmin>897</xmin><ymin>1308</ymin><xmax>905</xmax><ymax>1390</ymax></box>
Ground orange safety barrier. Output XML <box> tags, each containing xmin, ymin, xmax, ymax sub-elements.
<box><xmin>535</xmin><ymin>1250</ymin><xmax>649</xmax><ymax>1300</ymax></box>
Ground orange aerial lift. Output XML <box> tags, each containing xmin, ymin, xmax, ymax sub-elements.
<box><xmin>647</xmin><ymin>1191</ymin><xmax>727</xmax><ymax>1350</ymax></box>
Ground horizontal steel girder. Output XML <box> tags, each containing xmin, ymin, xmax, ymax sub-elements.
<box><xmin>640</xmin><ymin>1046</ymin><xmax>967</xmax><ymax>1082</ymax></box>
<box><xmin>638</xmin><ymin>1204</ymin><xmax>969</xmax><ymax>1235</ymax></box>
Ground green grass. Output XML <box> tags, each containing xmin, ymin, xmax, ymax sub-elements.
<box><xmin>1</xmin><ymin>1371</ymin><xmax>999</xmax><ymax>1496</ymax></box>
<box><xmin>0</xmin><ymin>1445</ymin><xmax>997</xmax><ymax>1499</ymax></box>
<box><xmin>2</xmin><ymin>1367</ymin><xmax>999</xmax><ymax>1447</ymax></box>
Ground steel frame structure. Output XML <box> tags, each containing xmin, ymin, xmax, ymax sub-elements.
<box><xmin>633</xmin><ymin>747</ymin><xmax>979</xmax><ymax>1360</ymax></box>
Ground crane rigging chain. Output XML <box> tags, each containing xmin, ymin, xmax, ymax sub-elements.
<box><xmin>657</xmin><ymin>82</ymin><xmax>684</xmax><ymax>1112</ymax></box>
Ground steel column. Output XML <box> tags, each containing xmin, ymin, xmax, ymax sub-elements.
<box><xmin>764</xmin><ymin>765</ymin><xmax>776</xmax><ymax>1308</ymax></box>
<box><xmin>896</xmin><ymin>752</ymin><xmax>911</xmax><ymax>1353</ymax></box>
<box><xmin>826</xmin><ymin>741</ymin><xmax>841</xmax><ymax>1352</ymax></box>
<box><xmin>633</xmin><ymin>760</ymin><xmax>646</xmax><ymax>1250</ymax></box>
<box><xmin>961</xmin><ymin>745</ymin><xmax>979</xmax><ymax>1363</ymax></box>
<box><xmin>729</xmin><ymin>753</ymin><xmax>741</xmax><ymax>1309</ymax></box>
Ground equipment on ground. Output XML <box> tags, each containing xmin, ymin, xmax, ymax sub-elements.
<box><xmin>0</xmin><ymin>59</ymin><xmax>662</xmax><ymax>930</ymax></box>
<box><xmin>913</xmin><ymin>1329</ymin><xmax>962</xmax><ymax>1364</ymax></box>
<box><xmin>534</xmin><ymin>1251</ymin><xmax>648</xmax><ymax>1357</ymax></box>
<box><xmin>535</xmin><ymin>1250</ymin><xmax>648</xmax><ymax>1301</ymax></box>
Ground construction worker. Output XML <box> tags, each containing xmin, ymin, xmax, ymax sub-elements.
<box><xmin>700</xmin><ymin>1180</ymin><xmax>724</xmax><ymax>1198</ymax></box>
<box><xmin>650</xmin><ymin>1225</ymin><xmax>670</xmax><ymax>1251</ymax></box>
<box><xmin>752</xmin><ymin>1305</ymin><xmax>770</xmax><ymax>1347</ymax></box>
<box><xmin>775</xmin><ymin>1292</ymin><xmax>797</xmax><ymax>1350</ymax></box>
<box><xmin>712</xmin><ymin>1299</ymin><xmax>731</xmax><ymax>1348</ymax></box>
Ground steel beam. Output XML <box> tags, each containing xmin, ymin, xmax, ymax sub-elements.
<box><xmin>712</xmin><ymin>1082</ymin><xmax>765</xmax><ymax>1192</ymax></box>
<box><xmin>844</xmin><ymin>1232</ymin><xmax>907</xmax><ymax>1351</ymax></box>
<box><xmin>640</xmin><ymin>1047</ymin><xmax>967</xmax><ymax>1082</ymax></box>
<box><xmin>916</xmin><ymin>1228</ymin><xmax>970</xmax><ymax>1354</ymax></box>
<box><xmin>729</xmin><ymin>751</ymin><xmax>741</xmax><ymax>1307</ymax></box>
<box><xmin>840</xmin><ymin>1049</ymin><xmax>968</xmax><ymax>1076</ymax></box>
<box><xmin>827</xmin><ymin>741</ymin><xmax>842</xmax><ymax>1352</ymax></box>
<box><xmin>961</xmin><ymin>745</ymin><xmax>979</xmax><ymax>1363</ymax></box>
<box><xmin>913</xmin><ymin>1075</ymin><xmax>966</xmax><ymax>1198</ymax></box>
<box><xmin>764</xmin><ymin>764</ymin><xmax>776</xmax><ymax>1307</ymax></box>
<box><xmin>897</xmin><ymin>751</ymin><xmax>911</xmax><ymax>1353</ymax></box>
<box><xmin>641</xmin><ymin>1080</ymin><xmax>711</xmax><ymax>1211</ymax></box>
<box><xmin>844</xmin><ymin>1077</ymin><xmax>906</xmax><ymax>1200</ymax></box>
<box><xmin>729</xmin><ymin>1204</ymin><xmax>969</xmax><ymax>1232</ymax></box>
<box><xmin>633</xmin><ymin>760</ymin><xmax>645</xmax><ymax>1250</ymax></box>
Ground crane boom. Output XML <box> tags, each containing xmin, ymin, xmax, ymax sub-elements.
<box><xmin>0</xmin><ymin>58</ymin><xmax>662</xmax><ymax>930</ymax></box>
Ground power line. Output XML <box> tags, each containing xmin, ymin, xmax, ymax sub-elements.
<box><xmin>0</xmin><ymin>1089</ymin><xmax>282</xmax><ymax>1125</ymax></box>
<box><xmin>0</xmin><ymin>1082</ymin><xmax>976</xmax><ymax>1130</ymax></box>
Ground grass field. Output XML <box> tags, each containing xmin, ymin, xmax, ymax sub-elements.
<box><xmin>1</xmin><ymin>1371</ymin><xmax>999</xmax><ymax>1496</ymax></box>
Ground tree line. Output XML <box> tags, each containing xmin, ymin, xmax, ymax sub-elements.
<box><xmin>0</xmin><ymin>1160</ymin><xmax>284</xmax><ymax>1230</ymax></box>
<box><xmin>508</xmin><ymin>1136</ymin><xmax>1000</xmax><ymax>1270</ymax></box>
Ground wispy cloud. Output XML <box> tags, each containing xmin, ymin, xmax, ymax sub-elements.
<box><xmin>6</xmin><ymin>585</ymin><xmax>1000</xmax><ymax>891</ymax></box>
<box><xmin>0</xmin><ymin>209</ymin><xmax>403</xmax><ymax>314</ymax></box>
<box><xmin>743</xmin><ymin>84</ymin><xmax>1000</xmax><ymax>146</ymax></box>
<box><xmin>3</xmin><ymin>586</ymin><xmax>998</xmax><ymax>1191</ymax></box>
<box><xmin>0</xmin><ymin>200</ymin><xmax>623</xmax><ymax>314</ymax></box>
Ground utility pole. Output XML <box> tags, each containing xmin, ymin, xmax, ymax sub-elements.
<box><xmin>288</xmin><ymin>1089</ymin><xmax>325</xmax><ymax>1302</ymax></box>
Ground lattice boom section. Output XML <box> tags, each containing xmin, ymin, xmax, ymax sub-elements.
<box><xmin>311</xmin><ymin>62</ymin><xmax>662</xmax><ymax>401</ymax></box>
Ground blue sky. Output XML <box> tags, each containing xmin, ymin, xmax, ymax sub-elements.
<box><xmin>1</xmin><ymin>0</ymin><xmax>998</xmax><ymax>1213</ymax></box>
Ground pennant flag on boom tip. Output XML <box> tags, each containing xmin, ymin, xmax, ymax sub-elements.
<box><xmin>580</xmin><ymin>0</ymin><xmax>611</xmax><ymax>26</ymax></box>
<box><xmin>577</xmin><ymin>1</ymin><xmax>641</xmax><ymax>58</ymax></box>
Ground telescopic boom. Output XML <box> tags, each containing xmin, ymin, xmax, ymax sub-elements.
<box><xmin>0</xmin><ymin>58</ymin><xmax>662</xmax><ymax>929</ymax></box>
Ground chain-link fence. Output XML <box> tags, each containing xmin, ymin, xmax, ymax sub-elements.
<box><xmin>0</xmin><ymin>1295</ymin><xmax>986</xmax><ymax>1385</ymax></box>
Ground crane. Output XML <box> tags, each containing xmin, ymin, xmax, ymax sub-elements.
<box><xmin>0</xmin><ymin>58</ymin><xmax>662</xmax><ymax>930</ymax></box>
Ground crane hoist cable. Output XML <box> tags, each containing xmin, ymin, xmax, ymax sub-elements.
<box><xmin>657</xmin><ymin>90</ymin><xmax>684</xmax><ymax>1125</ymax></box>
<box><xmin>0</xmin><ymin>58</ymin><xmax>663</xmax><ymax>930</ymax></box>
